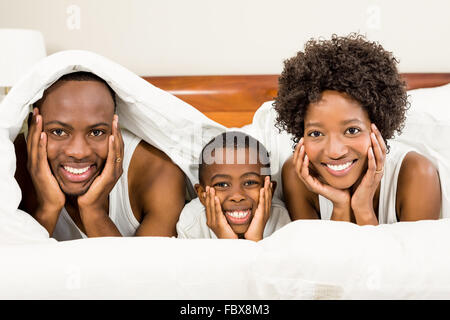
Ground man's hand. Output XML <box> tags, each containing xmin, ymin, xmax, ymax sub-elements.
<box><xmin>204</xmin><ymin>186</ymin><xmax>238</xmax><ymax>239</ymax></box>
<box><xmin>244</xmin><ymin>176</ymin><xmax>272</xmax><ymax>242</ymax></box>
<box><xmin>77</xmin><ymin>114</ymin><xmax>124</xmax><ymax>236</ymax></box>
<box><xmin>27</xmin><ymin>108</ymin><xmax>65</xmax><ymax>235</ymax></box>
<box><xmin>293</xmin><ymin>138</ymin><xmax>351</xmax><ymax>221</ymax></box>
<box><xmin>351</xmin><ymin>124</ymin><xmax>386</xmax><ymax>225</ymax></box>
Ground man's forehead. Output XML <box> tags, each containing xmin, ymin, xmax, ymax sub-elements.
<box><xmin>39</xmin><ymin>80</ymin><xmax>115</xmax><ymax>115</ymax></box>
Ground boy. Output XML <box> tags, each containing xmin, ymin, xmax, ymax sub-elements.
<box><xmin>177</xmin><ymin>131</ymin><xmax>291</xmax><ymax>241</ymax></box>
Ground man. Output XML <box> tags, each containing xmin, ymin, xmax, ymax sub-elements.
<box><xmin>14</xmin><ymin>72</ymin><xmax>186</xmax><ymax>240</ymax></box>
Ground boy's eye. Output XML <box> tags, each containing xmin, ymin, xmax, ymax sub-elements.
<box><xmin>244</xmin><ymin>180</ymin><xmax>260</xmax><ymax>187</ymax></box>
<box><xmin>213</xmin><ymin>182</ymin><xmax>229</xmax><ymax>188</ymax></box>
<box><xmin>51</xmin><ymin>129</ymin><xmax>67</xmax><ymax>137</ymax></box>
<box><xmin>90</xmin><ymin>129</ymin><xmax>105</xmax><ymax>137</ymax></box>
<box><xmin>345</xmin><ymin>127</ymin><xmax>361</xmax><ymax>135</ymax></box>
<box><xmin>308</xmin><ymin>131</ymin><xmax>323</xmax><ymax>138</ymax></box>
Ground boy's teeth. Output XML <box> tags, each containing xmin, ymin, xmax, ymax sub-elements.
<box><xmin>326</xmin><ymin>161</ymin><xmax>353</xmax><ymax>171</ymax></box>
<box><xmin>225</xmin><ymin>210</ymin><xmax>250</xmax><ymax>218</ymax></box>
<box><xmin>64</xmin><ymin>166</ymin><xmax>90</xmax><ymax>175</ymax></box>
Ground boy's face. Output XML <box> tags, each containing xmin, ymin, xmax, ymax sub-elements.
<box><xmin>196</xmin><ymin>147</ymin><xmax>270</xmax><ymax>235</ymax></box>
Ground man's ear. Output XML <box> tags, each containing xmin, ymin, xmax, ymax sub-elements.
<box><xmin>270</xmin><ymin>180</ymin><xmax>277</xmax><ymax>198</ymax></box>
<box><xmin>195</xmin><ymin>183</ymin><xmax>206</xmax><ymax>206</ymax></box>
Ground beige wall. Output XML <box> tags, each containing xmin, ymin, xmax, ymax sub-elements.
<box><xmin>0</xmin><ymin>0</ymin><xmax>449</xmax><ymax>76</ymax></box>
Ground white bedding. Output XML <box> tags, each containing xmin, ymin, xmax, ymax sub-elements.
<box><xmin>0</xmin><ymin>51</ymin><xmax>449</xmax><ymax>299</ymax></box>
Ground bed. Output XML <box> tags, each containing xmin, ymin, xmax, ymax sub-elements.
<box><xmin>143</xmin><ymin>73</ymin><xmax>450</xmax><ymax>127</ymax></box>
<box><xmin>1</xmin><ymin>60</ymin><xmax>450</xmax><ymax>300</ymax></box>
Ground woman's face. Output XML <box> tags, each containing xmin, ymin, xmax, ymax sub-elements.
<box><xmin>303</xmin><ymin>90</ymin><xmax>372</xmax><ymax>190</ymax></box>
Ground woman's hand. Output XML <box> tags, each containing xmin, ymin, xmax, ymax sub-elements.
<box><xmin>293</xmin><ymin>138</ymin><xmax>351</xmax><ymax>220</ymax></box>
<box><xmin>351</xmin><ymin>124</ymin><xmax>386</xmax><ymax>225</ymax></box>
<box><xmin>245</xmin><ymin>176</ymin><xmax>272</xmax><ymax>242</ymax></box>
<box><xmin>204</xmin><ymin>186</ymin><xmax>238</xmax><ymax>239</ymax></box>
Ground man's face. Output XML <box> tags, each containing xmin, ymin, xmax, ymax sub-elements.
<box><xmin>197</xmin><ymin>147</ymin><xmax>268</xmax><ymax>235</ymax></box>
<box><xmin>38</xmin><ymin>80</ymin><xmax>115</xmax><ymax>196</ymax></box>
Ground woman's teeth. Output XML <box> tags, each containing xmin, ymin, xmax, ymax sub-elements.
<box><xmin>225</xmin><ymin>210</ymin><xmax>250</xmax><ymax>219</ymax></box>
<box><xmin>326</xmin><ymin>161</ymin><xmax>353</xmax><ymax>171</ymax></box>
<box><xmin>63</xmin><ymin>166</ymin><xmax>90</xmax><ymax>175</ymax></box>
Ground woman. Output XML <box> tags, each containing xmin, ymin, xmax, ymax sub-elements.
<box><xmin>275</xmin><ymin>34</ymin><xmax>441</xmax><ymax>225</ymax></box>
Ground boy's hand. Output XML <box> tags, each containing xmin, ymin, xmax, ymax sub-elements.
<box><xmin>204</xmin><ymin>186</ymin><xmax>238</xmax><ymax>239</ymax></box>
<box><xmin>26</xmin><ymin>108</ymin><xmax>65</xmax><ymax>233</ymax></box>
<box><xmin>78</xmin><ymin>115</ymin><xmax>124</xmax><ymax>216</ymax></box>
<box><xmin>245</xmin><ymin>176</ymin><xmax>272</xmax><ymax>242</ymax></box>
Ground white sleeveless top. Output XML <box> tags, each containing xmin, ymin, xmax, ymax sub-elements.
<box><xmin>318</xmin><ymin>145</ymin><xmax>413</xmax><ymax>224</ymax></box>
<box><xmin>52</xmin><ymin>129</ymin><xmax>142</xmax><ymax>241</ymax></box>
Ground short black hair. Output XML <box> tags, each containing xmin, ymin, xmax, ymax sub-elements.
<box><xmin>34</xmin><ymin>71</ymin><xmax>116</xmax><ymax>111</ymax></box>
<box><xmin>274</xmin><ymin>33</ymin><xmax>408</xmax><ymax>151</ymax></box>
<box><xmin>198</xmin><ymin>131</ymin><xmax>271</xmax><ymax>185</ymax></box>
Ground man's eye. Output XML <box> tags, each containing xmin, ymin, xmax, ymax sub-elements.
<box><xmin>308</xmin><ymin>131</ymin><xmax>322</xmax><ymax>138</ymax></box>
<box><xmin>346</xmin><ymin>127</ymin><xmax>361</xmax><ymax>135</ymax></box>
<box><xmin>51</xmin><ymin>129</ymin><xmax>66</xmax><ymax>137</ymax></box>
<box><xmin>90</xmin><ymin>130</ymin><xmax>104</xmax><ymax>137</ymax></box>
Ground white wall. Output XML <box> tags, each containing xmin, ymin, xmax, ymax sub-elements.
<box><xmin>0</xmin><ymin>0</ymin><xmax>449</xmax><ymax>76</ymax></box>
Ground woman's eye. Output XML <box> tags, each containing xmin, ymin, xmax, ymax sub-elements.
<box><xmin>346</xmin><ymin>127</ymin><xmax>361</xmax><ymax>135</ymax></box>
<box><xmin>51</xmin><ymin>129</ymin><xmax>66</xmax><ymax>137</ymax></box>
<box><xmin>308</xmin><ymin>131</ymin><xmax>322</xmax><ymax>138</ymax></box>
<box><xmin>90</xmin><ymin>130</ymin><xmax>104</xmax><ymax>137</ymax></box>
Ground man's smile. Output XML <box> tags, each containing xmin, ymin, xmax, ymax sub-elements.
<box><xmin>59</xmin><ymin>163</ymin><xmax>97</xmax><ymax>183</ymax></box>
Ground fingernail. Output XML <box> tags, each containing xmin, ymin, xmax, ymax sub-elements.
<box><xmin>40</xmin><ymin>132</ymin><xmax>44</xmax><ymax>140</ymax></box>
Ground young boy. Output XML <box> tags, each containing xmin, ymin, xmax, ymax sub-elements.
<box><xmin>176</xmin><ymin>131</ymin><xmax>291</xmax><ymax>241</ymax></box>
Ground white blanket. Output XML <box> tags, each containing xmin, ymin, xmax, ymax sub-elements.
<box><xmin>0</xmin><ymin>50</ymin><xmax>225</xmax><ymax>244</ymax></box>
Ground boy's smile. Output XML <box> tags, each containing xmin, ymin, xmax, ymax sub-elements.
<box><xmin>197</xmin><ymin>147</ymin><xmax>269</xmax><ymax>235</ymax></box>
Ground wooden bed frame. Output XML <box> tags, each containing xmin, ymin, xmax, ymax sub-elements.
<box><xmin>143</xmin><ymin>73</ymin><xmax>450</xmax><ymax>128</ymax></box>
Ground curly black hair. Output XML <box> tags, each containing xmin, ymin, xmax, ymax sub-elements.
<box><xmin>274</xmin><ymin>33</ymin><xmax>409</xmax><ymax>150</ymax></box>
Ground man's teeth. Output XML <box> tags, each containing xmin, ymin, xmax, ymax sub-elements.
<box><xmin>326</xmin><ymin>161</ymin><xmax>353</xmax><ymax>171</ymax></box>
<box><xmin>64</xmin><ymin>166</ymin><xmax>90</xmax><ymax>175</ymax></box>
<box><xmin>225</xmin><ymin>210</ymin><xmax>250</xmax><ymax>219</ymax></box>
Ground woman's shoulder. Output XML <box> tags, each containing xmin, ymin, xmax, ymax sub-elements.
<box><xmin>396</xmin><ymin>151</ymin><xmax>441</xmax><ymax>220</ymax></box>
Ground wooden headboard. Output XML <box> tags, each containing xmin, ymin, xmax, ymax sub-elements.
<box><xmin>143</xmin><ymin>73</ymin><xmax>450</xmax><ymax>128</ymax></box>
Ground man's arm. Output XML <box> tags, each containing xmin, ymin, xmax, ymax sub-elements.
<box><xmin>129</xmin><ymin>141</ymin><xmax>186</xmax><ymax>237</ymax></box>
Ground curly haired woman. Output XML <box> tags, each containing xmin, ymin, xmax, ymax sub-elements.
<box><xmin>275</xmin><ymin>34</ymin><xmax>441</xmax><ymax>225</ymax></box>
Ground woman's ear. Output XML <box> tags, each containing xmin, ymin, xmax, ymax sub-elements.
<box><xmin>195</xmin><ymin>183</ymin><xmax>206</xmax><ymax>206</ymax></box>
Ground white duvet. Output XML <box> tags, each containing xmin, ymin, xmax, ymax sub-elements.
<box><xmin>0</xmin><ymin>51</ymin><xmax>449</xmax><ymax>299</ymax></box>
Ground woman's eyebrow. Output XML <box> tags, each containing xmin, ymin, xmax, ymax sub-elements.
<box><xmin>340</xmin><ymin>118</ymin><xmax>364</xmax><ymax>125</ymax></box>
<box><xmin>304</xmin><ymin>121</ymin><xmax>323</xmax><ymax>128</ymax></box>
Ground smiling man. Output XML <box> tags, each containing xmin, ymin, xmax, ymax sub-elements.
<box><xmin>14</xmin><ymin>72</ymin><xmax>186</xmax><ymax>240</ymax></box>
